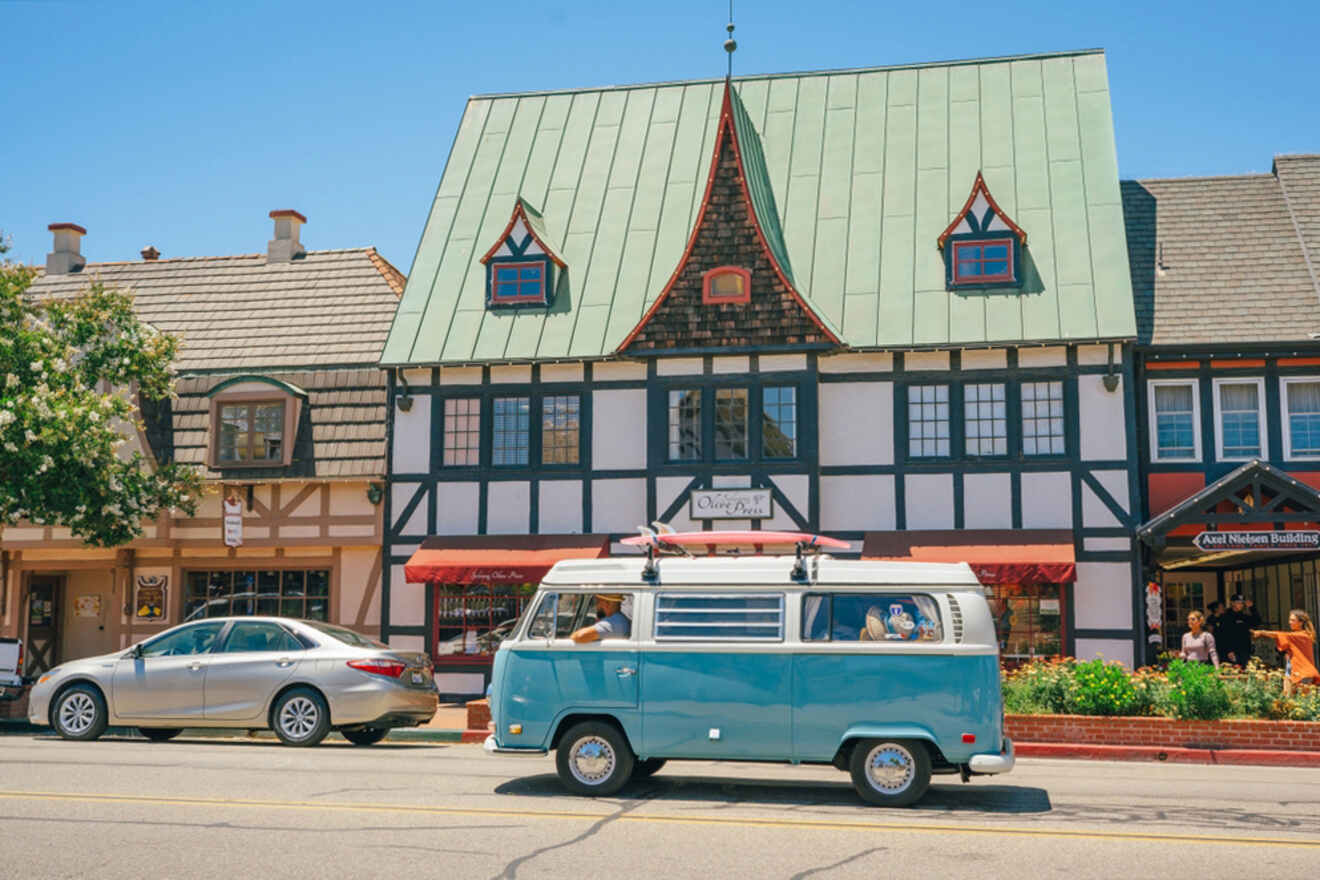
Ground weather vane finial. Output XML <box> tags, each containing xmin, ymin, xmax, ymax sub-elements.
<box><xmin>724</xmin><ymin>1</ymin><xmax>736</xmax><ymax>80</ymax></box>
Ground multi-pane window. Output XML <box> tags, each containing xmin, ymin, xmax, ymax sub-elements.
<box><xmin>1215</xmin><ymin>379</ymin><xmax>1263</xmax><ymax>460</ymax></box>
<box><xmin>541</xmin><ymin>395</ymin><xmax>580</xmax><ymax>465</ymax></box>
<box><xmin>952</xmin><ymin>238</ymin><xmax>1014</xmax><ymax>284</ymax></box>
<box><xmin>1284</xmin><ymin>379</ymin><xmax>1320</xmax><ymax>459</ymax></box>
<box><xmin>491</xmin><ymin>262</ymin><xmax>545</xmax><ymax>302</ymax></box>
<box><xmin>964</xmin><ymin>383</ymin><xmax>1007</xmax><ymax>456</ymax></box>
<box><xmin>654</xmin><ymin>594</ymin><xmax>784</xmax><ymax>641</ymax></box>
<box><xmin>908</xmin><ymin>384</ymin><xmax>951</xmax><ymax>457</ymax></box>
<box><xmin>442</xmin><ymin>398</ymin><xmax>481</xmax><ymax>466</ymax></box>
<box><xmin>492</xmin><ymin>397</ymin><xmax>530</xmax><ymax>466</ymax></box>
<box><xmin>715</xmin><ymin>388</ymin><xmax>749</xmax><ymax>459</ymax></box>
<box><xmin>1022</xmin><ymin>381</ymin><xmax>1065</xmax><ymax>455</ymax></box>
<box><xmin>667</xmin><ymin>389</ymin><xmax>702</xmax><ymax>461</ymax></box>
<box><xmin>1151</xmin><ymin>381</ymin><xmax>1198</xmax><ymax>461</ymax></box>
<box><xmin>218</xmin><ymin>402</ymin><xmax>284</xmax><ymax>463</ymax></box>
<box><xmin>184</xmin><ymin>569</ymin><xmax>330</xmax><ymax>622</ymax></box>
<box><xmin>762</xmin><ymin>386</ymin><xmax>797</xmax><ymax>457</ymax></box>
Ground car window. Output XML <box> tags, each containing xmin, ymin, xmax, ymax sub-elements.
<box><xmin>220</xmin><ymin>622</ymin><xmax>303</xmax><ymax>653</ymax></box>
<box><xmin>139</xmin><ymin>622</ymin><xmax>226</xmax><ymax>658</ymax></box>
<box><xmin>803</xmin><ymin>593</ymin><xmax>944</xmax><ymax>642</ymax></box>
<box><xmin>302</xmin><ymin>621</ymin><xmax>388</xmax><ymax>649</ymax></box>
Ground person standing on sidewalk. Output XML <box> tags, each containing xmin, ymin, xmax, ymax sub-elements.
<box><xmin>1179</xmin><ymin>611</ymin><xmax>1219</xmax><ymax>668</ymax></box>
<box><xmin>1252</xmin><ymin>610</ymin><xmax>1318</xmax><ymax>697</ymax></box>
<box><xmin>1218</xmin><ymin>594</ymin><xmax>1261</xmax><ymax>668</ymax></box>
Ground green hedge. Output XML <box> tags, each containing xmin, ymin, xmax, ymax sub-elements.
<box><xmin>1002</xmin><ymin>658</ymin><xmax>1320</xmax><ymax>721</ymax></box>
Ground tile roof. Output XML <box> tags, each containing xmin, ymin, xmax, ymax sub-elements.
<box><xmin>383</xmin><ymin>49</ymin><xmax>1135</xmax><ymax>365</ymax></box>
<box><xmin>1122</xmin><ymin>155</ymin><xmax>1320</xmax><ymax>346</ymax></box>
<box><xmin>27</xmin><ymin>248</ymin><xmax>403</xmax><ymax>371</ymax></box>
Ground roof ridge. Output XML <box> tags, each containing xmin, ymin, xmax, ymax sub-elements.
<box><xmin>1275</xmin><ymin>153</ymin><xmax>1320</xmax><ymax>161</ymax></box>
<box><xmin>365</xmin><ymin>247</ymin><xmax>407</xmax><ymax>296</ymax></box>
<box><xmin>59</xmin><ymin>246</ymin><xmax>385</xmax><ymax>270</ymax></box>
<box><xmin>469</xmin><ymin>48</ymin><xmax>1106</xmax><ymax>100</ymax></box>
<box><xmin>1124</xmin><ymin>173</ymin><xmax>1276</xmax><ymax>184</ymax></box>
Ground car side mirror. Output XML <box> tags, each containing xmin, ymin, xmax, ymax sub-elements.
<box><xmin>131</xmin><ymin>643</ymin><xmax>143</xmax><ymax>659</ymax></box>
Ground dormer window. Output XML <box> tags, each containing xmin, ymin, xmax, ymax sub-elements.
<box><xmin>938</xmin><ymin>172</ymin><xmax>1027</xmax><ymax>291</ymax></box>
<box><xmin>206</xmin><ymin>376</ymin><xmax>305</xmax><ymax>469</ymax></box>
<box><xmin>702</xmin><ymin>266</ymin><xmax>751</xmax><ymax>305</ymax></box>
<box><xmin>480</xmin><ymin>198</ymin><xmax>566</xmax><ymax>309</ymax></box>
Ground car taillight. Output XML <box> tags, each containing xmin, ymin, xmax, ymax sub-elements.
<box><xmin>347</xmin><ymin>659</ymin><xmax>406</xmax><ymax>678</ymax></box>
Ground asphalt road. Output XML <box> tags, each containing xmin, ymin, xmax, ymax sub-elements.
<box><xmin>1</xmin><ymin>731</ymin><xmax>1318</xmax><ymax>879</ymax></box>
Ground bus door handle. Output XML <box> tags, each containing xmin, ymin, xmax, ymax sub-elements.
<box><xmin>616</xmin><ymin>666</ymin><xmax>637</xmax><ymax>678</ymax></box>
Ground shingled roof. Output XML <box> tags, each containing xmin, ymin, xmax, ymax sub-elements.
<box><xmin>384</xmin><ymin>49</ymin><xmax>1135</xmax><ymax>365</ymax></box>
<box><xmin>1122</xmin><ymin>155</ymin><xmax>1320</xmax><ymax>346</ymax></box>
<box><xmin>26</xmin><ymin>246</ymin><xmax>403</xmax><ymax>479</ymax></box>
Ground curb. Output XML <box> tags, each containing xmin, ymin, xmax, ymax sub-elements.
<box><xmin>1</xmin><ymin>720</ymin><xmax>480</xmax><ymax>744</ymax></box>
<box><xmin>1015</xmin><ymin>741</ymin><xmax>1320</xmax><ymax>767</ymax></box>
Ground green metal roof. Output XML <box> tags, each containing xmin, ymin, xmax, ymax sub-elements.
<box><xmin>383</xmin><ymin>49</ymin><xmax>1136</xmax><ymax>365</ymax></box>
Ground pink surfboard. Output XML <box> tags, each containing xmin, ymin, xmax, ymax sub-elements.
<box><xmin>621</xmin><ymin>530</ymin><xmax>851</xmax><ymax>554</ymax></box>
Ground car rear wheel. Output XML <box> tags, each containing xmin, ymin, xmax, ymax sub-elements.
<box><xmin>631</xmin><ymin>758</ymin><xmax>666</xmax><ymax>779</ymax></box>
<box><xmin>341</xmin><ymin>727</ymin><xmax>389</xmax><ymax>746</ymax></box>
<box><xmin>51</xmin><ymin>684</ymin><xmax>108</xmax><ymax>742</ymax></box>
<box><xmin>849</xmin><ymin>739</ymin><xmax>932</xmax><ymax>807</ymax></box>
<box><xmin>139</xmin><ymin>728</ymin><xmax>183</xmax><ymax>742</ymax></box>
<box><xmin>272</xmin><ymin>687</ymin><xmax>330</xmax><ymax>747</ymax></box>
<box><xmin>555</xmin><ymin>721</ymin><xmax>635</xmax><ymax>796</ymax></box>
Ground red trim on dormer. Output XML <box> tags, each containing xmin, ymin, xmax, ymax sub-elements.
<box><xmin>702</xmin><ymin>265</ymin><xmax>751</xmax><ymax>304</ymax></box>
<box><xmin>479</xmin><ymin>200</ymin><xmax>567</xmax><ymax>269</ymax></box>
<box><xmin>616</xmin><ymin>81</ymin><xmax>841</xmax><ymax>351</ymax></box>
<box><xmin>937</xmin><ymin>171</ymin><xmax>1027</xmax><ymax>250</ymax></box>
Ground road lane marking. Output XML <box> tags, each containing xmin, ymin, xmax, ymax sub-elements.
<box><xmin>0</xmin><ymin>790</ymin><xmax>1315</xmax><ymax>850</ymax></box>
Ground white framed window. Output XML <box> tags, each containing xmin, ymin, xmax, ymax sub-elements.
<box><xmin>1148</xmin><ymin>379</ymin><xmax>1200</xmax><ymax>462</ymax></box>
<box><xmin>964</xmin><ymin>382</ymin><xmax>1007</xmax><ymax>456</ymax></box>
<box><xmin>442</xmin><ymin>398</ymin><xmax>481</xmax><ymax>466</ymax></box>
<box><xmin>1021</xmin><ymin>380</ymin><xmax>1065</xmax><ymax>456</ymax></box>
<box><xmin>1282</xmin><ymin>376</ymin><xmax>1320</xmax><ymax>460</ymax></box>
<box><xmin>908</xmin><ymin>384</ymin><xmax>950</xmax><ymax>457</ymax></box>
<box><xmin>1212</xmin><ymin>377</ymin><xmax>1265</xmax><ymax>461</ymax></box>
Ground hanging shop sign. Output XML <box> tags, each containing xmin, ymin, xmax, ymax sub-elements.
<box><xmin>689</xmin><ymin>489</ymin><xmax>774</xmax><ymax>520</ymax></box>
<box><xmin>1192</xmin><ymin>530</ymin><xmax>1320</xmax><ymax>553</ymax></box>
<box><xmin>135</xmin><ymin>575</ymin><xmax>167</xmax><ymax>620</ymax></box>
<box><xmin>223</xmin><ymin>497</ymin><xmax>244</xmax><ymax>547</ymax></box>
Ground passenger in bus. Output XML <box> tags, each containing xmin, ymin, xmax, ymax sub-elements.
<box><xmin>1252</xmin><ymin>610</ymin><xmax>1318</xmax><ymax>696</ymax></box>
<box><xmin>571</xmin><ymin>594</ymin><xmax>632</xmax><ymax>643</ymax></box>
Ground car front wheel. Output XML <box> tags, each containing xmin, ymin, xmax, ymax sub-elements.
<box><xmin>271</xmin><ymin>687</ymin><xmax>330</xmax><ymax>747</ymax></box>
<box><xmin>555</xmin><ymin>721</ymin><xmax>635</xmax><ymax>796</ymax></box>
<box><xmin>52</xmin><ymin>684</ymin><xmax>108</xmax><ymax>742</ymax></box>
<box><xmin>849</xmin><ymin>739</ymin><xmax>932</xmax><ymax>807</ymax></box>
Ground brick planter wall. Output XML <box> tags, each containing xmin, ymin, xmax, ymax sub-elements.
<box><xmin>1007</xmin><ymin>714</ymin><xmax>1320</xmax><ymax>752</ymax></box>
<box><xmin>466</xmin><ymin>699</ymin><xmax>490</xmax><ymax>730</ymax></box>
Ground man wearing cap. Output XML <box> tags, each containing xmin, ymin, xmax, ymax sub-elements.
<box><xmin>571</xmin><ymin>594</ymin><xmax>632</xmax><ymax>643</ymax></box>
<box><xmin>1217</xmin><ymin>594</ymin><xmax>1262</xmax><ymax>668</ymax></box>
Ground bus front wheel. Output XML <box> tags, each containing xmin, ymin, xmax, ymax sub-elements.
<box><xmin>555</xmin><ymin>721</ymin><xmax>635</xmax><ymax>796</ymax></box>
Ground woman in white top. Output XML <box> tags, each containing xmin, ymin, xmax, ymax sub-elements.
<box><xmin>1179</xmin><ymin>610</ymin><xmax>1219</xmax><ymax>668</ymax></box>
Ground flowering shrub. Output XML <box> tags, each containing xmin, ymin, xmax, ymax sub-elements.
<box><xmin>1064</xmin><ymin>658</ymin><xmax>1147</xmax><ymax>716</ymax></box>
<box><xmin>1162</xmin><ymin>659</ymin><xmax>1231</xmax><ymax>720</ymax></box>
<box><xmin>1</xmin><ymin>238</ymin><xmax>201</xmax><ymax>545</ymax></box>
<box><xmin>1003</xmin><ymin>658</ymin><xmax>1074</xmax><ymax>715</ymax></box>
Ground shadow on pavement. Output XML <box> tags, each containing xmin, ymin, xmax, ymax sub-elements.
<box><xmin>495</xmin><ymin>772</ymin><xmax>1052</xmax><ymax>814</ymax></box>
<box><xmin>16</xmin><ymin>732</ymin><xmax>443</xmax><ymax>750</ymax></box>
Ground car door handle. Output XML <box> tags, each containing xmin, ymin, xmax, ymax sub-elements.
<box><xmin>616</xmin><ymin>666</ymin><xmax>637</xmax><ymax>678</ymax></box>
<box><xmin>276</xmin><ymin>658</ymin><xmax>293</xmax><ymax>668</ymax></box>
<box><xmin>189</xmin><ymin>661</ymin><xmax>204</xmax><ymax>671</ymax></box>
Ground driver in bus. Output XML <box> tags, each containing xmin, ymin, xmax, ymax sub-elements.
<box><xmin>571</xmin><ymin>593</ymin><xmax>631</xmax><ymax>642</ymax></box>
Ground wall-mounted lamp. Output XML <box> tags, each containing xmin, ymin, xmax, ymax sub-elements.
<box><xmin>395</xmin><ymin>369</ymin><xmax>413</xmax><ymax>412</ymax></box>
<box><xmin>366</xmin><ymin>483</ymin><xmax>384</xmax><ymax>505</ymax></box>
<box><xmin>1101</xmin><ymin>342</ymin><xmax>1120</xmax><ymax>393</ymax></box>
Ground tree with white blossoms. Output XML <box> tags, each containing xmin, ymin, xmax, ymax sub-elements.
<box><xmin>0</xmin><ymin>233</ymin><xmax>201</xmax><ymax>546</ymax></box>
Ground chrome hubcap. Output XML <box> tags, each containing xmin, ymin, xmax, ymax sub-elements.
<box><xmin>569</xmin><ymin>736</ymin><xmax>616</xmax><ymax>785</ymax></box>
<box><xmin>59</xmin><ymin>693</ymin><xmax>96</xmax><ymax>735</ymax></box>
<box><xmin>865</xmin><ymin>744</ymin><xmax>916</xmax><ymax>794</ymax></box>
<box><xmin>279</xmin><ymin>696</ymin><xmax>319</xmax><ymax>740</ymax></box>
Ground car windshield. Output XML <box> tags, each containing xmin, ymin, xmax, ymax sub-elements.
<box><xmin>303</xmin><ymin>621</ymin><xmax>389</xmax><ymax>649</ymax></box>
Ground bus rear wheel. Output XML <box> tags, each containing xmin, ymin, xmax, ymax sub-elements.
<box><xmin>849</xmin><ymin>739</ymin><xmax>931</xmax><ymax>807</ymax></box>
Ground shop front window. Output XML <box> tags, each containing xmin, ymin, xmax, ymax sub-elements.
<box><xmin>184</xmin><ymin>569</ymin><xmax>330</xmax><ymax>622</ymax></box>
<box><xmin>433</xmin><ymin>584</ymin><xmax>536</xmax><ymax>660</ymax></box>
<box><xmin>987</xmin><ymin>583</ymin><xmax>1064</xmax><ymax>663</ymax></box>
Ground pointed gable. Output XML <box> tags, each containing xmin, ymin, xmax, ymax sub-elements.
<box><xmin>617</xmin><ymin>82</ymin><xmax>841</xmax><ymax>353</ymax></box>
<box><xmin>479</xmin><ymin>198</ymin><xmax>566</xmax><ymax>308</ymax></box>
<box><xmin>939</xmin><ymin>172</ymin><xmax>1028</xmax><ymax>290</ymax></box>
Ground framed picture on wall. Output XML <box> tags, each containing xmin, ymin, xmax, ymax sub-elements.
<box><xmin>135</xmin><ymin>575</ymin><xmax>167</xmax><ymax>620</ymax></box>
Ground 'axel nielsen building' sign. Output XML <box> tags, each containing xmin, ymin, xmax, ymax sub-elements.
<box><xmin>1193</xmin><ymin>530</ymin><xmax>1320</xmax><ymax>552</ymax></box>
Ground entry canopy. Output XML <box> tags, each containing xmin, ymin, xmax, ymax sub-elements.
<box><xmin>862</xmin><ymin>530</ymin><xmax>1076</xmax><ymax>584</ymax></box>
<box><xmin>403</xmin><ymin>535</ymin><xmax>611</xmax><ymax>585</ymax></box>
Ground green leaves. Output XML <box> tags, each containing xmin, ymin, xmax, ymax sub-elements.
<box><xmin>0</xmin><ymin>260</ymin><xmax>201</xmax><ymax>546</ymax></box>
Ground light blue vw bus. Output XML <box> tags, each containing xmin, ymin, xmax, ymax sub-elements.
<box><xmin>483</xmin><ymin>540</ymin><xmax>1014</xmax><ymax>807</ymax></box>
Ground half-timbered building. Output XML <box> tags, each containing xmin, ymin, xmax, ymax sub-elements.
<box><xmin>381</xmin><ymin>49</ymin><xmax>1143</xmax><ymax>694</ymax></box>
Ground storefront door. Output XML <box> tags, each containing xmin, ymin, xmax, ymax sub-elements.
<box><xmin>23</xmin><ymin>576</ymin><xmax>61</xmax><ymax>676</ymax></box>
<box><xmin>59</xmin><ymin>571</ymin><xmax>117</xmax><ymax>663</ymax></box>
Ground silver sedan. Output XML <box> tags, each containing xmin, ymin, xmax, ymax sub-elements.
<box><xmin>27</xmin><ymin>617</ymin><xmax>438</xmax><ymax>746</ymax></box>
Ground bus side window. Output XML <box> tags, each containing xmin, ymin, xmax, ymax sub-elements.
<box><xmin>527</xmin><ymin>594</ymin><xmax>557</xmax><ymax>639</ymax></box>
<box><xmin>802</xmin><ymin>594</ymin><xmax>831</xmax><ymax>641</ymax></box>
<box><xmin>833</xmin><ymin>594</ymin><xmax>944</xmax><ymax>642</ymax></box>
<box><xmin>555</xmin><ymin>594</ymin><xmax>588</xmax><ymax>638</ymax></box>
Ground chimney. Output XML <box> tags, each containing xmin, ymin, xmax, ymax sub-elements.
<box><xmin>267</xmin><ymin>209</ymin><xmax>307</xmax><ymax>263</ymax></box>
<box><xmin>46</xmin><ymin>223</ymin><xmax>87</xmax><ymax>275</ymax></box>
<box><xmin>140</xmin><ymin>245</ymin><xmax>161</xmax><ymax>261</ymax></box>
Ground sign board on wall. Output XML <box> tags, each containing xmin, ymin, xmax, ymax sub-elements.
<box><xmin>689</xmin><ymin>489</ymin><xmax>774</xmax><ymax>520</ymax></box>
<box><xmin>74</xmin><ymin>594</ymin><xmax>101</xmax><ymax>618</ymax></box>
<box><xmin>1193</xmin><ymin>531</ymin><xmax>1320</xmax><ymax>552</ymax></box>
<box><xmin>223</xmin><ymin>498</ymin><xmax>244</xmax><ymax>547</ymax></box>
<box><xmin>135</xmin><ymin>575</ymin><xmax>167</xmax><ymax>620</ymax></box>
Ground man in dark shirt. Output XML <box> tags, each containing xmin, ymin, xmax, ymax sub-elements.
<box><xmin>1217</xmin><ymin>594</ymin><xmax>1262</xmax><ymax>667</ymax></box>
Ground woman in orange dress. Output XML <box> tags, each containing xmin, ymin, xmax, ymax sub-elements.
<box><xmin>1252</xmin><ymin>610</ymin><xmax>1318</xmax><ymax>696</ymax></box>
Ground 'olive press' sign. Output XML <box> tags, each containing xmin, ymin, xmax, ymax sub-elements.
<box><xmin>689</xmin><ymin>489</ymin><xmax>774</xmax><ymax>520</ymax></box>
<box><xmin>1193</xmin><ymin>530</ymin><xmax>1320</xmax><ymax>552</ymax></box>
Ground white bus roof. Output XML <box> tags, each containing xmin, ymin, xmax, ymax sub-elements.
<box><xmin>540</xmin><ymin>556</ymin><xmax>984</xmax><ymax>589</ymax></box>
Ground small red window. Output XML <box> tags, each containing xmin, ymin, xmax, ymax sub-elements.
<box><xmin>491</xmin><ymin>262</ymin><xmax>547</xmax><ymax>303</ymax></box>
<box><xmin>702</xmin><ymin>266</ymin><xmax>751</xmax><ymax>305</ymax></box>
<box><xmin>952</xmin><ymin>239</ymin><xmax>1014</xmax><ymax>285</ymax></box>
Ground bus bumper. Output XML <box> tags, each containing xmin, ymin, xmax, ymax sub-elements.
<box><xmin>968</xmin><ymin>738</ymin><xmax>1015</xmax><ymax>774</ymax></box>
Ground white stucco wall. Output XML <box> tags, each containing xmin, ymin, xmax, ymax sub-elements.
<box><xmin>821</xmin><ymin>475</ymin><xmax>895</xmax><ymax>530</ymax></box>
<box><xmin>905</xmin><ymin>473</ymin><xmax>955</xmax><ymax>530</ymax></box>
<box><xmin>391</xmin><ymin>483</ymin><xmax>427</xmax><ymax>536</ymax></box>
<box><xmin>539</xmin><ymin>480</ymin><xmax>583</xmax><ymax>533</ymax></box>
<box><xmin>486</xmin><ymin>482</ymin><xmax>530</xmax><ymax>534</ymax></box>
<box><xmin>388</xmin><ymin>564</ymin><xmax>425</xmax><ymax>627</ymax></box>
<box><xmin>1078</xmin><ymin>374</ymin><xmax>1127</xmax><ymax>461</ymax></box>
<box><xmin>592</xmin><ymin>388</ymin><xmax>647</xmax><ymax>470</ymax></box>
<box><xmin>1082</xmin><ymin>470</ymin><xmax>1129</xmax><ymax>529</ymax></box>
<box><xmin>591</xmin><ymin>478</ymin><xmax>646</xmax><ymax>533</ymax></box>
<box><xmin>1073</xmin><ymin>561</ymin><xmax>1133</xmax><ymax>630</ymax></box>
<box><xmin>391</xmin><ymin>395</ymin><xmax>430</xmax><ymax>473</ymax></box>
<box><xmin>819</xmin><ymin>382</ymin><xmax>893</xmax><ymax>465</ymax></box>
<box><xmin>963</xmin><ymin>472</ymin><xmax>1013</xmax><ymax>528</ymax></box>
<box><xmin>1020</xmin><ymin>472</ymin><xmax>1072</xmax><ymax>528</ymax></box>
<box><xmin>1074</xmin><ymin>638</ymin><xmax>1134</xmax><ymax>668</ymax></box>
<box><xmin>434</xmin><ymin>482</ymin><xmax>479</xmax><ymax>534</ymax></box>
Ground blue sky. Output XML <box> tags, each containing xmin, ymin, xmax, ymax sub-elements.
<box><xmin>4</xmin><ymin>0</ymin><xmax>1316</xmax><ymax>273</ymax></box>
